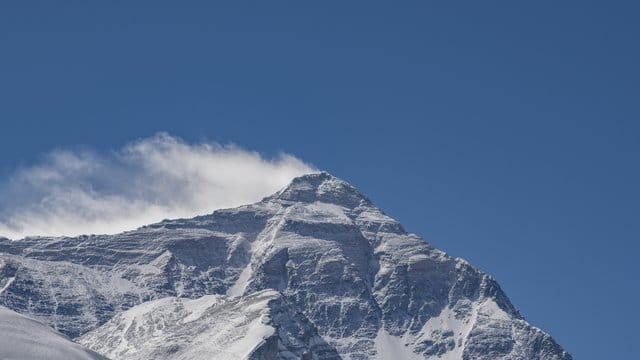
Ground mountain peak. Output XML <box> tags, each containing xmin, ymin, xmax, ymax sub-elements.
<box><xmin>267</xmin><ymin>171</ymin><xmax>371</xmax><ymax>208</ymax></box>
<box><xmin>0</xmin><ymin>170</ymin><xmax>572</xmax><ymax>360</ymax></box>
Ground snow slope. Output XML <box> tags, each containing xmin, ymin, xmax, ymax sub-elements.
<box><xmin>79</xmin><ymin>290</ymin><xmax>339</xmax><ymax>360</ymax></box>
<box><xmin>0</xmin><ymin>306</ymin><xmax>108</xmax><ymax>360</ymax></box>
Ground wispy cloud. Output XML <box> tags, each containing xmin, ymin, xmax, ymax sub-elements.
<box><xmin>0</xmin><ymin>133</ymin><xmax>315</xmax><ymax>239</ymax></box>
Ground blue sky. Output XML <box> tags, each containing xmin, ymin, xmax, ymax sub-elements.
<box><xmin>1</xmin><ymin>1</ymin><xmax>639</xmax><ymax>358</ymax></box>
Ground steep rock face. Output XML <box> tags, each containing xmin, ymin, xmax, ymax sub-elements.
<box><xmin>229</xmin><ymin>174</ymin><xmax>570</xmax><ymax>360</ymax></box>
<box><xmin>0</xmin><ymin>172</ymin><xmax>571</xmax><ymax>359</ymax></box>
<box><xmin>0</xmin><ymin>305</ymin><xmax>108</xmax><ymax>360</ymax></box>
<box><xmin>0</xmin><ymin>254</ymin><xmax>146</xmax><ymax>337</ymax></box>
<box><xmin>0</xmin><ymin>210</ymin><xmax>269</xmax><ymax>336</ymax></box>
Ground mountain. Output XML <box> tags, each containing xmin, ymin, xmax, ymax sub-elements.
<box><xmin>0</xmin><ymin>172</ymin><xmax>571</xmax><ymax>359</ymax></box>
<box><xmin>0</xmin><ymin>305</ymin><xmax>107</xmax><ymax>360</ymax></box>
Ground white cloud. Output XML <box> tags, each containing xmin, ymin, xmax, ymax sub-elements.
<box><xmin>0</xmin><ymin>133</ymin><xmax>316</xmax><ymax>239</ymax></box>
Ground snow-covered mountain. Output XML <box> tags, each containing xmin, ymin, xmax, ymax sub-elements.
<box><xmin>0</xmin><ymin>172</ymin><xmax>571</xmax><ymax>359</ymax></box>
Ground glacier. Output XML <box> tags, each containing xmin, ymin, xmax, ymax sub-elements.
<box><xmin>0</xmin><ymin>172</ymin><xmax>571</xmax><ymax>359</ymax></box>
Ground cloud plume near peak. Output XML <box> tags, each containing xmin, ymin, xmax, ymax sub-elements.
<box><xmin>0</xmin><ymin>133</ymin><xmax>316</xmax><ymax>239</ymax></box>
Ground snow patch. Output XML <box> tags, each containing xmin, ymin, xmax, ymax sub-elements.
<box><xmin>287</xmin><ymin>202</ymin><xmax>352</xmax><ymax>225</ymax></box>
<box><xmin>374</xmin><ymin>329</ymin><xmax>423</xmax><ymax>360</ymax></box>
<box><xmin>0</xmin><ymin>276</ymin><xmax>15</xmax><ymax>295</ymax></box>
<box><xmin>79</xmin><ymin>291</ymin><xmax>280</xmax><ymax>360</ymax></box>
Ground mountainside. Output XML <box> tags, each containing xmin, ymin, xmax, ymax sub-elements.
<box><xmin>0</xmin><ymin>172</ymin><xmax>571</xmax><ymax>359</ymax></box>
<box><xmin>78</xmin><ymin>290</ymin><xmax>339</xmax><ymax>360</ymax></box>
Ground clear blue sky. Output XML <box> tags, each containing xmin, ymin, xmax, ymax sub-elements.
<box><xmin>1</xmin><ymin>2</ymin><xmax>638</xmax><ymax>358</ymax></box>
